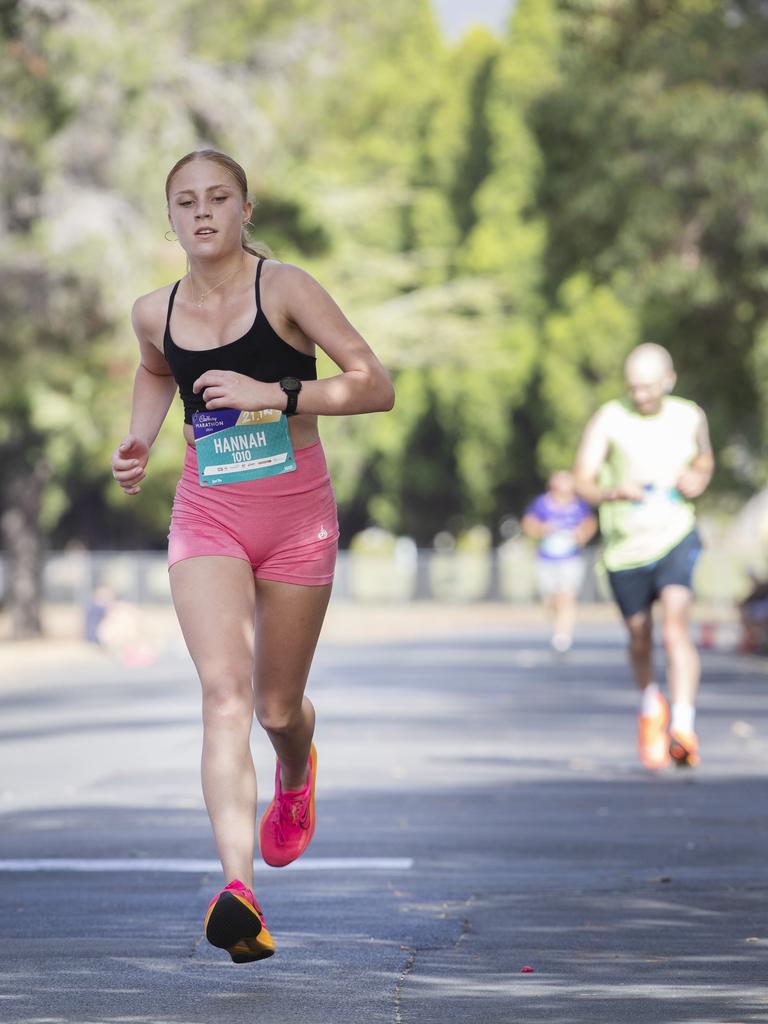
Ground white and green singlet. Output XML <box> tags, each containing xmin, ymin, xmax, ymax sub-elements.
<box><xmin>595</xmin><ymin>397</ymin><xmax>702</xmax><ymax>572</ymax></box>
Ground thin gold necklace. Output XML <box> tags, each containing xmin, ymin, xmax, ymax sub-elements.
<box><xmin>188</xmin><ymin>253</ymin><xmax>245</xmax><ymax>308</ymax></box>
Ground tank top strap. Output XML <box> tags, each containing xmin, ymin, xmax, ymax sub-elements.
<box><xmin>254</xmin><ymin>257</ymin><xmax>265</xmax><ymax>313</ymax></box>
<box><xmin>164</xmin><ymin>280</ymin><xmax>181</xmax><ymax>338</ymax></box>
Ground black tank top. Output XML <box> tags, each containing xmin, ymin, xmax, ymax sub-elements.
<box><xmin>163</xmin><ymin>258</ymin><xmax>317</xmax><ymax>423</ymax></box>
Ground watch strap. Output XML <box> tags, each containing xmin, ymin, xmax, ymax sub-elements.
<box><xmin>284</xmin><ymin>388</ymin><xmax>299</xmax><ymax>416</ymax></box>
<box><xmin>280</xmin><ymin>377</ymin><xmax>302</xmax><ymax>417</ymax></box>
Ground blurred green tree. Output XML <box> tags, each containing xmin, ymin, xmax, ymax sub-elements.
<box><xmin>0</xmin><ymin>0</ymin><xmax>357</xmax><ymax>634</ymax></box>
<box><xmin>6</xmin><ymin>0</ymin><xmax>768</xmax><ymax>634</ymax></box>
<box><xmin>0</xmin><ymin>5</ymin><xmax>117</xmax><ymax>637</ymax></box>
<box><xmin>533</xmin><ymin>0</ymin><xmax>768</xmax><ymax>489</ymax></box>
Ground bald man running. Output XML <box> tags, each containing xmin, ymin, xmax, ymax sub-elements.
<box><xmin>574</xmin><ymin>344</ymin><xmax>714</xmax><ymax>769</ymax></box>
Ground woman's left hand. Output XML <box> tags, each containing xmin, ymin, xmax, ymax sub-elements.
<box><xmin>192</xmin><ymin>370</ymin><xmax>276</xmax><ymax>412</ymax></box>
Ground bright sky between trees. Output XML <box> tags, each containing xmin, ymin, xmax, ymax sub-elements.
<box><xmin>433</xmin><ymin>0</ymin><xmax>513</xmax><ymax>39</ymax></box>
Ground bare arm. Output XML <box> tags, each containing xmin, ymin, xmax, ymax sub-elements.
<box><xmin>676</xmin><ymin>407</ymin><xmax>714</xmax><ymax>499</ymax></box>
<box><xmin>521</xmin><ymin>514</ymin><xmax>552</xmax><ymax>540</ymax></box>
<box><xmin>573</xmin><ymin>411</ymin><xmax>610</xmax><ymax>507</ymax></box>
<box><xmin>574</xmin><ymin>513</ymin><xmax>599</xmax><ymax>546</ymax></box>
<box><xmin>128</xmin><ymin>365</ymin><xmax>177</xmax><ymax>447</ymax></box>
<box><xmin>573</xmin><ymin>408</ymin><xmax>644</xmax><ymax>506</ymax></box>
<box><xmin>112</xmin><ymin>293</ymin><xmax>177</xmax><ymax>495</ymax></box>
<box><xmin>193</xmin><ymin>265</ymin><xmax>395</xmax><ymax>416</ymax></box>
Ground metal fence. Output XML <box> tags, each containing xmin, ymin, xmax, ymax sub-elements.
<box><xmin>0</xmin><ymin>538</ymin><xmax>747</xmax><ymax>608</ymax></box>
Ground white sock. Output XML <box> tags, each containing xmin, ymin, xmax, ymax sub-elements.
<box><xmin>671</xmin><ymin>702</ymin><xmax>695</xmax><ymax>734</ymax></box>
<box><xmin>551</xmin><ymin>632</ymin><xmax>572</xmax><ymax>653</ymax></box>
<box><xmin>640</xmin><ymin>683</ymin><xmax>661</xmax><ymax>716</ymax></box>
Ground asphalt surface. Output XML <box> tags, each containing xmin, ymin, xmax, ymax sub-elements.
<box><xmin>0</xmin><ymin>618</ymin><xmax>767</xmax><ymax>1024</ymax></box>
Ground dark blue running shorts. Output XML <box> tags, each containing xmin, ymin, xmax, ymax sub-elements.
<box><xmin>607</xmin><ymin>529</ymin><xmax>702</xmax><ymax>620</ymax></box>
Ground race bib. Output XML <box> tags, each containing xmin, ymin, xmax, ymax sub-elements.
<box><xmin>629</xmin><ymin>485</ymin><xmax>683</xmax><ymax>531</ymax></box>
<box><xmin>192</xmin><ymin>409</ymin><xmax>296</xmax><ymax>487</ymax></box>
<box><xmin>540</xmin><ymin>529</ymin><xmax>578</xmax><ymax>559</ymax></box>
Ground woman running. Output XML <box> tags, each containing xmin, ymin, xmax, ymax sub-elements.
<box><xmin>111</xmin><ymin>149</ymin><xmax>394</xmax><ymax>963</ymax></box>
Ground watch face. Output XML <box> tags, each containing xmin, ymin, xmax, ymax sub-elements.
<box><xmin>281</xmin><ymin>376</ymin><xmax>301</xmax><ymax>392</ymax></box>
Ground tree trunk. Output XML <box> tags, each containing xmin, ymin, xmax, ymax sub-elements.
<box><xmin>1</xmin><ymin>459</ymin><xmax>50</xmax><ymax>640</ymax></box>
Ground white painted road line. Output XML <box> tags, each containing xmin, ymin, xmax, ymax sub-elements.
<box><xmin>0</xmin><ymin>857</ymin><xmax>413</xmax><ymax>873</ymax></box>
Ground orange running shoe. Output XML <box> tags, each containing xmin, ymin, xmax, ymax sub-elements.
<box><xmin>669</xmin><ymin>729</ymin><xmax>700</xmax><ymax>768</ymax></box>
<box><xmin>259</xmin><ymin>743</ymin><xmax>317</xmax><ymax>868</ymax></box>
<box><xmin>204</xmin><ymin>879</ymin><xmax>275</xmax><ymax>963</ymax></box>
<box><xmin>638</xmin><ymin>694</ymin><xmax>671</xmax><ymax>770</ymax></box>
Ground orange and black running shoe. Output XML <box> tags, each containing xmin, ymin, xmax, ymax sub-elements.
<box><xmin>203</xmin><ymin>879</ymin><xmax>275</xmax><ymax>963</ymax></box>
<box><xmin>638</xmin><ymin>694</ymin><xmax>671</xmax><ymax>770</ymax></box>
<box><xmin>669</xmin><ymin>729</ymin><xmax>700</xmax><ymax>768</ymax></box>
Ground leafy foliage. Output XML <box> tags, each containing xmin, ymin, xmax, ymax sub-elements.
<box><xmin>3</xmin><ymin>0</ymin><xmax>767</xmax><ymax>583</ymax></box>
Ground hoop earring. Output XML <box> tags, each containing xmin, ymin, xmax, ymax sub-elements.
<box><xmin>164</xmin><ymin>229</ymin><xmax>177</xmax><ymax>242</ymax></box>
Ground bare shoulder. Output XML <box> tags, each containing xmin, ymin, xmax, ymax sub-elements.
<box><xmin>691</xmin><ymin>402</ymin><xmax>708</xmax><ymax>428</ymax></box>
<box><xmin>687</xmin><ymin>401</ymin><xmax>712</xmax><ymax>448</ymax></box>
<box><xmin>263</xmin><ymin>260</ymin><xmax>323</xmax><ymax>297</ymax></box>
<box><xmin>585</xmin><ymin>400</ymin><xmax>615</xmax><ymax>434</ymax></box>
<box><xmin>262</xmin><ymin>260</ymin><xmax>347</xmax><ymax>335</ymax></box>
<box><xmin>131</xmin><ymin>282</ymin><xmax>176</xmax><ymax>347</ymax></box>
<box><xmin>671</xmin><ymin>395</ymin><xmax>707</xmax><ymax>425</ymax></box>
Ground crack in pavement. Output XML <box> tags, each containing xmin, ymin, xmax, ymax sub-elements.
<box><xmin>393</xmin><ymin>894</ymin><xmax>476</xmax><ymax>1022</ymax></box>
<box><xmin>393</xmin><ymin>945</ymin><xmax>417</xmax><ymax>1024</ymax></box>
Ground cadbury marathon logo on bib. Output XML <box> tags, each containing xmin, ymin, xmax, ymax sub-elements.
<box><xmin>192</xmin><ymin>409</ymin><xmax>296</xmax><ymax>487</ymax></box>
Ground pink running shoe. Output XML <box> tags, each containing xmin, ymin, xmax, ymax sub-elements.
<box><xmin>204</xmin><ymin>878</ymin><xmax>275</xmax><ymax>963</ymax></box>
<box><xmin>259</xmin><ymin>743</ymin><xmax>317</xmax><ymax>868</ymax></box>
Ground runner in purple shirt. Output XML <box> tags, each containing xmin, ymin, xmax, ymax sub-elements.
<box><xmin>522</xmin><ymin>470</ymin><xmax>597</xmax><ymax>653</ymax></box>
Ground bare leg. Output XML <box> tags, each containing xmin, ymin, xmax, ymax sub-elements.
<box><xmin>659</xmin><ymin>585</ymin><xmax>699</xmax><ymax>706</ymax></box>
<box><xmin>553</xmin><ymin>590</ymin><xmax>577</xmax><ymax>645</ymax></box>
<box><xmin>253</xmin><ymin>579</ymin><xmax>333</xmax><ymax>791</ymax></box>
<box><xmin>170</xmin><ymin>556</ymin><xmax>258</xmax><ymax>887</ymax></box>
<box><xmin>624</xmin><ymin>609</ymin><xmax>655</xmax><ymax>690</ymax></box>
<box><xmin>542</xmin><ymin>594</ymin><xmax>557</xmax><ymax>638</ymax></box>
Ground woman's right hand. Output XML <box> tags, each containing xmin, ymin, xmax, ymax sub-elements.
<box><xmin>111</xmin><ymin>434</ymin><xmax>149</xmax><ymax>495</ymax></box>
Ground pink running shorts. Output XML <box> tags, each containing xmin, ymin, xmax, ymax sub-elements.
<box><xmin>168</xmin><ymin>439</ymin><xmax>339</xmax><ymax>586</ymax></box>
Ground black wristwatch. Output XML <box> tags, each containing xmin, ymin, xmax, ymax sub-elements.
<box><xmin>279</xmin><ymin>376</ymin><xmax>302</xmax><ymax>417</ymax></box>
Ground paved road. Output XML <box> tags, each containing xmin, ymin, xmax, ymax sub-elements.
<box><xmin>0</xmin><ymin>619</ymin><xmax>767</xmax><ymax>1023</ymax></box>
